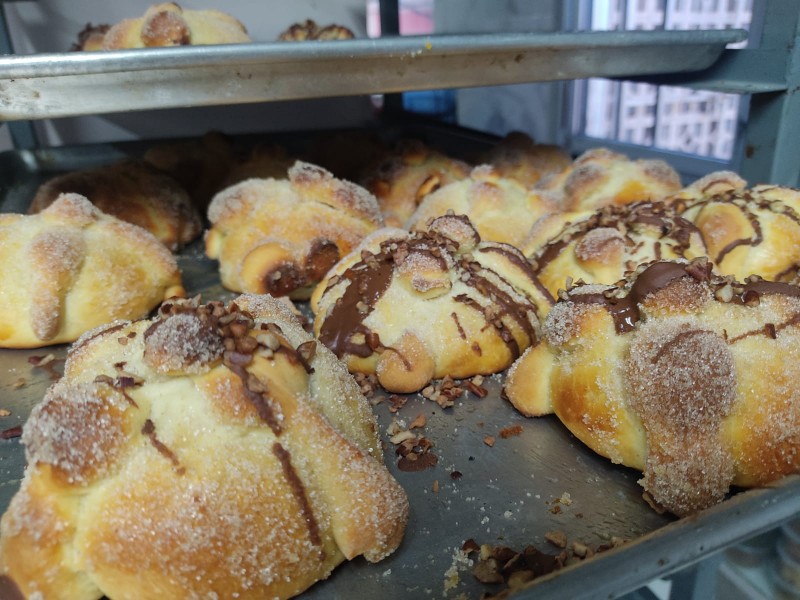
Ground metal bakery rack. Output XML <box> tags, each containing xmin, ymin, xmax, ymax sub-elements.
<box><xmin>0</xmin><ymin>1</ymin><xmax>798</xmax><ymax>599</ymax></box>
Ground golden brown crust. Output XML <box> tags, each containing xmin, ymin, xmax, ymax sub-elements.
<box><xmin>479</xmin><ymin>131</ymin><xmax>572</xmax><ymax>188</ymax></box>
<box><xmin>0</xmin><ymin>295</ymin><xmax>407</xmax><ymax>599</ymax></box>
<box><xmin>669</xmin><ymin>180</ymin><xmax>800</xmax><ymax>282</ymax></box>
<box><xmin>521</xmin><ymin>201</ymin><xmax>708</xmax><ymax>308</ymax></box>
<box><xmin>536</xmin><ymin>148</ymin><xmax>682</xmax><ymax>212</ymax></box>
<box><xmin>71</xmin><ymin>23</ymin><xmax>110</xmax><ymax>51</ymax></box>
<box><xmin>311</xmin><ymin>215</ymin><xmax>548</xmax><ymax>393</ymax></box>
<box><xmin>505</xmin><ymin>258</ymin><xmax>800</xmax><ymax>515</ymax></box>
<box><xmin>277</xmin><ymin>19</ymin><xmax>355</xmax><ymax>41</ymax></box>
<box><xmin>0</xmin><ymin>193</ymin><xmax>184</xmax><ymax>348</ymax></box>
<box><xmin>30</xmin><ymin>159</ymin><xmax>202</xmax><ymax>251</ymax></box>
<box><xmin>206</xmin><ymin>161</ymin><xmax>384</xmax><ymax>299</ymax></box>
<box><xmin>360</xmin><ymin>140</ymin><xmax>471</xmax><ymax>227</ymax></box>
<box><xmin>407</xmin><ymin>164</ymin><xmax>557</xmax><ymax>247</ymax></box>
<box><xmin>101</xmin><ymin>2</ymin><xmax>250</xmax><ymax>49</ymax></box>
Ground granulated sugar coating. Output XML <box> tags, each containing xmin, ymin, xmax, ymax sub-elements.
<box><xmin>0</xmin><ymin>294</ymin><xmax>407</xmax><ymax>599</ymax></box>
<box><xmin>627</xmin><ymin>319</ymin><xmax>736</xmax><ymax>515</ymax></box>
<box><xmin>505</xmin><ymin>258</ymin><xmax>800</xmax><ymax>516</ymax></box>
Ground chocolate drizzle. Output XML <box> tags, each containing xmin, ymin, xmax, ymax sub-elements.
<box><xmin>567</xmin><ymin>258</ymin><xmax>800</xmax><ymax>336</ymax></box>
<box><xmin>318</xmin><ymin>253</ymin><xmax>395</xmax><ymax>358</ymax></box>
<box><xmin>318</xmin><ymin>221</ymin><xmax>541</xmax><ymax>363</ymax></box>
<box><xmin>0</xmin><ymin>576</ymin><xmax>24</xmax><ymax>600</ymax></box>
<box><xmin>570</xmin><ymin>261</ymin><xmax>705</xmax><ymax>333</ymax></box>
<box><xmin>529</xmin><ymin>202</ymin><xmax>702</xmax><ymax>302</ymax></box>
<box><xmin>226</xmin><ymin>362</ymin><xmax>283</xmax><ymax>435</ymax></box>
<box><xmin>142</xmin><ymin>419</ymin><xmax>185</xmax><ymax>475</ymax></box>
<box><xmin>677</xmin><ymin>188</ymin><xmax>800</xmax><ymax>265</ymax></box>
<box><xmin>273</xmin><ymin>442</ymin><xmax>323</xmax><ymax>551</ymax></box>
<box><xmin>454</xmin><ymin>254</ymin><xmax>539</xmax><ymax>359</ymax></box>
<box><xmin>479</xmin><ymin>245</ymin><xmax>552</xmax><ymax>306</ymax></box>
<box><xmin>71</xmin><ymin>323</ymin><xmax>127</xmax><ymax>353</ymax></box>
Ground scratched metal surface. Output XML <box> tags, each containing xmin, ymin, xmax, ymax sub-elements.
<box><xmin>0</xmin><ymin>133</ymin><xmax>795</xmax><ymax>600</ymax></box>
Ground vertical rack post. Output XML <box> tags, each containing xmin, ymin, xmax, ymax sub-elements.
<box><xmin>0</xmin><ymin>4</ymin><xmax>37</xmax><ymax>150</ymax></box>
<box><xmin>738</xmin><ymin>0</ymin><xmax>800</xmax><ymax>187</ymax></box>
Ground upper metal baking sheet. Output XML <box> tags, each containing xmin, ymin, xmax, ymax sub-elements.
<box><xmin>0</xmin><ymin>29</ymin><xmax>745</xmax><ymax>121</ymax></box>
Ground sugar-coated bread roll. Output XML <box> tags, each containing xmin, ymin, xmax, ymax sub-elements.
<box><xmin>407</xmin><ymin>165</ymin><xmax>557</xmax><ymax>247</ymax></box>
<box><xmin>311</xmin><ymin>215</ymin><xmax>548</xmax><ymax>393</ymax></box>
<box><xmin>102</xmin><ymin>2</ymin><xmax>250</xmax><ymax>49</ymax></box>
<box><xmin>0</xmin><ymin>294</ymin><xmax>407</xmax><ymax>599</ymax></box>
<box><xmin>360</xmin><ymin>140</ymin><xmax>471</xmax><ymax>227</ymax></box>
<box><xmin>30</xmin><ymin>159</ymin><xmax>202</xmax><ymax>252</ymax></box>
<box><xmin>536</xmin><ymin>148</ymin><xmax>682</xmax><ymax>211</ymax></box>
<box><xmin>143</xmin><ymin>131</ymin><xmax>235</xmax><ymax>214</ymax></box>
<box><xmin>670</xmin><ymin>178</ymin><xmax>800</xmax><ymax>282</ymax></box>
<box><xmin>521</xmin><ymin>201</ymin><xmax>708</xmax><ymax>307</ymax></box>
<box><xmin>71</xmin><ymin>23</ymin><xmax>110</xmax><ymax>51</ymax></box>
<box><xmin>479</xmin><ymin>131</ymin><xmax>572</xmax><ymax>188</ymax></box>
<box><xmin>278</xmin><ymin>19</ymin><xmax>355</xmax><ymax>41</ymax></box>
<box><xmin>505</xmin><ymin>258</ymin><xmax>800</xmax><ymax>516</ymax></box>
<box><xmin>0</xmin><ymin>193</ymin><xmax>184</xmax><ymax>349</ymax></box>
<box><xmin>206</xmin><ymin>161</ymin><xmax>384</xmax><ymax>299</ymax></box>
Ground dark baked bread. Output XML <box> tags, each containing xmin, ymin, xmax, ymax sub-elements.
<box><xmin>31</xmin><ymin>159</ymin><xmax>202</xmax><ymax>252</ymax></box>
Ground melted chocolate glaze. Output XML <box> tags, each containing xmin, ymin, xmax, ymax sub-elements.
<box><xmin>318</xmin><ymin>254</ymin><xmax>395</xmax><ymax>358</ymax></box>
<box><xmin>0</xmin><ymin>576</ymin><xmax>24</xmax><ymax>600</ymax></box>
<box><xmin>530</xmin><ymin>202</ymin><xmax>702</xmax><ymax>295</ymax></box>
<box><xmin>568</xmin><ymin>259</ymin><xmax>800</xmax><ymax>335</ymax></box>
<box><xmin>677</xmin><ymin>189</ymin><xmax>800</xmax><ymax>265</ymax></box>
<box><xmin>569</xmin><ymin>261</ymin><xmax>702</xmax><ymax>333</ymax></box>
<box><xmin>71</xmin><ymin>322</ymin><xmax>127</xmax><ymax>353</ymax></box>
<box><xmin>142</xmin><ymin>419</ymin><xmax>185</xmax><ymax>475</ymax></box>
<box><xmin>273</xmin><ymin>443</ymin><xmax>323</xmax><ymax>550</ymax></box>
<box><xmin>227</xmin><ymin>362</ymin><xmax>283</xmax><ymax>435</ymax></box>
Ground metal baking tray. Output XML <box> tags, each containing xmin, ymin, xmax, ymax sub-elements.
<box><xmin>0</xmin><ymin>29</ymin><xmax>746</xmax><ymax>121</ymax></box>
<box><xmin>1</xmin><ymin>128</ymin><xmax>798</xmax><ymax>600</ymax></box>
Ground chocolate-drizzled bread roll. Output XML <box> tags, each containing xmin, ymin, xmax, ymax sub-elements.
<box><xmin>360</xmin><ymin>140</ymin><xmax>471</xmax><ymax>227</ymax></box>
<box><xmin>536</xmin><ymin>148</ymin><xmax>682</xmax><ymax>212</ymax></box>
<box><xmin>206</xmin><ymin>161</ymin><xmax>384</xmax><ymax>299</ymax></box>
<box><xmin>670</xmin><ymin>181</ymin><xmax>800</xmax><ymax>282</ymax></box>
<box><xmin>0</xmin><ymin>193</ymin><xmax>184</xmax><ymax>348</ymax></box>
<box><xmin>0</xmin><ymin>295</ymin><xmax>407</xmax><ymax>599</ymax></box>
<box><xmin>478</xmin><ymin>131</ymin><xmax>572</xmax><ymax>188</ymax></box>
<box><xmin>407</xmin><ymin>165</ymin><xmax>557</xmax><ymax>247</ymax></box>
<box><xmin>505</xmin><ymin>258</ymin><xmax>800</xmax><ymax>516</ymax></box>
<box><xmin>30</xmin><ymin>159</ymin><xmax>202</xmax><ymax>252</ymax></box>
<box><xmin>311</xmin><ymin>215</ymin><xmax>548</xmax><ymax>393</ymax></box>
<box><xmin>521</xmin><ymin>201</ymin><xmax>708</xmax><ymax>308</ymax></box>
